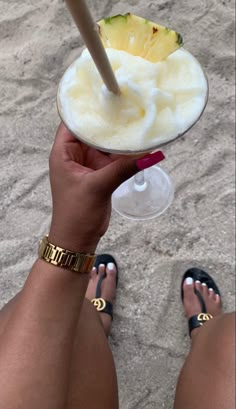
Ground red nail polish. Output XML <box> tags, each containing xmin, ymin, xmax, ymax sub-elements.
<box><xmin>136</xmin><ymin>151</ymin><xmax>165</xmax><ymax>170</ymax></box>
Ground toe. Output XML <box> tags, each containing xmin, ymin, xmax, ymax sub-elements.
<box><xmin>102</xmin><ymin>262</ymin><xmax>117</xmax><ymax>301</ymax></box>
<box><xmin>201</xmin><ymin>282</ymin><xmax>209</xmax><ymax>299</ymax></box>
<box><xmin>183</xmin><ymin>277</ymin><xmax>195</xmax><ymax>296</ymax></box>
<box><xmin>215</xmin><ymin>293</ymin><xmax>222</xmax><ymax>306</ymax></box>
<box><xmin>195</xmin><ymin>280</ymin><xmax>202</xmax><ymax>294</ymax></box>
<box><xmin>97</xmin><ymin>263</ymin><xmax>106</xmax><ymax>277</ymax></box>
<box><xmin>208</xmin><ymin>288</ymin><xmax>215</xmax><ymax>301</ymax></box>
<box><xmin>183</xmin><ymin>277</ymin><xmax>202</xmax><ymax>318</ymax></box>
<box><xmin>106</xmin><ymin>262</ymin><xmax>117</xmax><ymax>280</ymax></box>
<box><xmin>90</xmin><ymin>266</ymin><xmax>97</xmax><ymax>279</ymax></box>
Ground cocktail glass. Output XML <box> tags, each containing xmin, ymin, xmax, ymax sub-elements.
<box><xmin>57</xmin><ymin>54</ymin><xmax>208</xmax><ymax>221</ymax></box>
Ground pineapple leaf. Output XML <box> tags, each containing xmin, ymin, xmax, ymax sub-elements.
<box><xmin>103</xmin><ymin>13</ymin><xmax>130</xmax><ymax>24</ymax></box>
<box><xmin>176</xmin><ymin>32</ymin><xmax>183</xmax><ymax>46</ymax></box>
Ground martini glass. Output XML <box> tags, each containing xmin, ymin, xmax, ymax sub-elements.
<box><xmin>111</xmin><ymin>87</ymin><xmax>209</xmax><ymax>220</ymax></box>
<box><xmin>57</xmin><ymin>54</ymin><xmax>208</xmax><ymax>221</ymax></box>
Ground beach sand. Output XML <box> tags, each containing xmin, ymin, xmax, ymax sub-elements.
<box><xmin>0</xmin><ymin>0</ymin><xmax>235</xmax><ymax>407</ymax></box>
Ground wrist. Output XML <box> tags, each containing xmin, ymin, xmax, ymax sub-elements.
<box><xmin>35</xmin><ymin>258</ymin><xmax>90</xmax><ymax>284</ymax></box>
<box><xmin>38</xmin><ymin>235</ymin><xmax>97</xmax><ymax>275</ymax></box>
<box><xmin>48</xmin><ymin>225</ymin><xmax>99</xmax><ymax>254</ymax></box>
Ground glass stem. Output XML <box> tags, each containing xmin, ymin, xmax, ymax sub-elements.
<box><xmin>134</xmin><ymin>170</ymin><xmax>147</xmax><ymax>191</ymax></box>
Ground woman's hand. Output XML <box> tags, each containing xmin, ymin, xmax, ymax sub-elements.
<box><xmin>48</xmin><ymin>124</ymin><xmax>137</xmax><ymax>253</ymax></box>
<box><xmin>48</xmin><ymin>123</ymin><xmax>164</xmax><ymax>253</ymax></box>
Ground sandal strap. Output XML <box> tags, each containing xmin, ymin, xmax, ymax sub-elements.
<box><xmin>95</xmin><ymin>272</ymin><xmax>106</xmax><ymax>299</ymax></box>
<box><xmin>194</xmin><ymin>289</ymin><xmax>207</xmax><ymax>313</ymax></box>
<box><xmin>91</xmin><ymin>298</ymin><xmax>113</xmax><ymax>319</ymax></box>
<box><xmin>188</xmin><ymin>313</ymin><xmax>213</xmax><ymax>336</ymax></box>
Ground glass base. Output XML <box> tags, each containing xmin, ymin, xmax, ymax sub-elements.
<box><xmin>112</xmin><ymin>165</ymin><xmax>174</xmax><ymax>220</ymax></box>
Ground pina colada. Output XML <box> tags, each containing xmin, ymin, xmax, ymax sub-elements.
<box><xmin>57</xmin><ymin>14</ymin><xmax>208</xmax><ymax>153</ymax></box>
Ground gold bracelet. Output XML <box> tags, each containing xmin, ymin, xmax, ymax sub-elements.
<box><xmin>38</xmin><ymin>236</ymin><xmax>96</xmax><ymax>274</ymax></box>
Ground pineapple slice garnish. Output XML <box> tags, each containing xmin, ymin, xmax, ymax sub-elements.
<box><xmin>98</xmin><ymin>13</ymin><xmax>183</xmax><ymax>63</ymax></box>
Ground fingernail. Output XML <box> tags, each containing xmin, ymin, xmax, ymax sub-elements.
<box><xmin>202</xmin><ymin>283</ymin><xmax>207</xmax><ymax>286</ymax></box>
<box><xmin>186</xmin><ymin>277</ymin><xmax>194</xmax><ymax>285</ymax></box>
<box><xmin>209</xmin><ymin>288</ymin><xmax>214</xmax><ymax>292</ymax></box>
<box><xmin>136</xmin><ymin>151</ymin><xmax>165</xmax><ymax>171</ymax></box>
<box><xmin>107</xmin><ymin>262</ymin><xmax>115</xmax><ymax>271</ymax></box>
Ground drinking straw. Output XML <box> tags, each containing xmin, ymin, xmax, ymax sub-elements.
<box><xmin>65</xmin><ymin>0</ymin><xmax>121</xmax><ymax>95</ymax></box>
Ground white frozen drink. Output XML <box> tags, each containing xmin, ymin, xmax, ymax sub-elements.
<box><xmin>57</xmin><ymin>47</ymin><xmax>208</xmax><ymax>153</ymax></box>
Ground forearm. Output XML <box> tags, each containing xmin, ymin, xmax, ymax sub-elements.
<box><xmin>0</xmin><ymin>258</ymin><xmax>90</xmax><ymax>409</ymax></box>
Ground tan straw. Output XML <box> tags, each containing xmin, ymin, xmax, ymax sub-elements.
<box><xmin>65</xmin><ymin>0</ymin><xmax>121</xmax><ymax>95</ymax></box>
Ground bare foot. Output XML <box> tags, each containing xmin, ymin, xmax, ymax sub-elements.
<box><xmin>86</xmin><ymin>262</ymin><xmax>117</xmax><ymax>337</ymax></box>
<box><xmin>182</xmin><ymin>277</ymin><xmax>222</xmax><ymax>337</ymax></box>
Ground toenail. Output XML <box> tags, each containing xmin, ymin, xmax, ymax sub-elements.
<box><xmin>186</xmin><ymin>277</ymin><xmax>193</xmax><ymax>285</ymax></box>
<box><xmin>216</xmin><ymin>294</ymin><xmax>220</xmax><ymax>298</ymax></box>
<box><xmin>202</xmin><ymin>283</ymin><xmax>207</xmax><ymax>286</ymax></box>
<box><xmin>107</xmin><ymin>262</ymin><xmax>115</xmax><ymax>271</ymax></box>
<box><xmin>209</xmin><ymin>288</ymin><xmax>214</xmax><ymax>291</ymax></box>
<box><xmin>99</xmin><ymin>264</ymin><xmax>105</xmax><ymax>268</ymax></box>
<box><xmin>92</xmin><ymin>267</ymin><xmax>97</xmax><ymax>272</ymax></box>
<box><xmin>195</xmin><ymin>280</ymin><xmax>201</xmax><ymax>284</ymax></box>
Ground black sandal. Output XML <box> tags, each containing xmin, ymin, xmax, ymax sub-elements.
<box><xmin>91</xmin><ymin>254</ymin><xmax>118</xmax><ymax>320</ymax></box>
<box><xmin>181</xmin><ymin>268</ymin><xmax>221</xmax><ymax>336</ymax></box>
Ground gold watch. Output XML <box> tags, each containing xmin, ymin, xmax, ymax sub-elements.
<box><xmin>38</xmin><ymin>236</ymin><xmax>96</xmax><ymax>274</ymax></box>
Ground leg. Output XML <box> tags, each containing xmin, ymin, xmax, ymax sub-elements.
<box><xmin>67</xmin><ymin>263</ymin><xmax>119</xmax><ymax>409</ymax></box>
<box><xmin>174</xmin><ymin>278</ymin><xmax>235</xmax><ymax>409</ymax></box>
<box><xmin>0</xmin><ymin>262</ymin><xmax>119</xmax><ymax>409</ymax></box>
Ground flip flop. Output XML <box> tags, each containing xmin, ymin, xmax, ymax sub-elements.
<box><xmin>91</xmin><ymin>254</ymin><xmax>118</xmax><ymax>320</ymax></box>
<box><xmin>181</xmin><ymin>267</ymin><xmax>221</xmax><ymax>336</ymax></box>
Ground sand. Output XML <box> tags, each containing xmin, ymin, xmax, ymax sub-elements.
<box><xmin>0</xmin><ymin>0</ymin><xmax>235</xmax><ymax>407</ymax></box>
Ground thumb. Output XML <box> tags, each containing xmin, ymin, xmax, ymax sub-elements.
<box><xmin>94</xmin><ymin>151</ymin><xmax>165</xmax><ymax>195</ymax></box>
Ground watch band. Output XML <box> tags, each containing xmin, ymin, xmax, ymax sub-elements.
<box><xmin>38</xmin><ymin>236</ymin><xmax>96</xmax><ymax>274</ymax></box>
